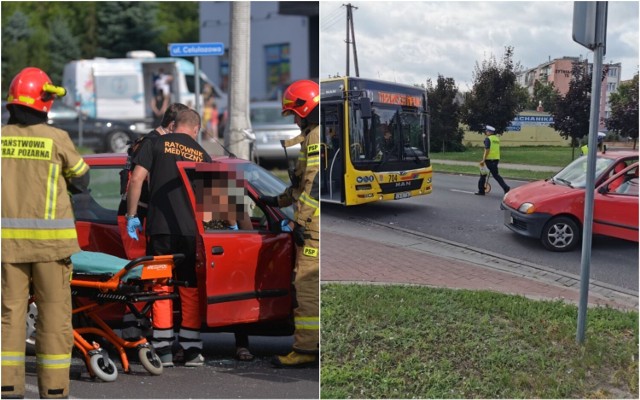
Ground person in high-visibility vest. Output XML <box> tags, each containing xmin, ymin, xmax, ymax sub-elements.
<box><xmin>475</xmin><ymin>125</ymin><xmax>510</xmax><ymax>195</ymax></box>
<box><xmin>262</xmin><ymin>80</ymin><xmax>320</xmax><ymax>368</ymax></box>
<box><xmin>581</xmin><ymin>144</ymin><xmax>589</xmax><ymax>155</ymax></box>
<box><xmin>2</xmin><ymin>67</ymin><xmax>90</xmax><ymax>398</ymax></box>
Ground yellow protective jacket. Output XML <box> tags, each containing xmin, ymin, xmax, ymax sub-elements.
<box><xmin>277</xmin><ymin>125</ymin><xmax>320</xmax><ymax>234</ymax></box>
<box><xmin>1</xmin><ymin>123</ymin><xmax>89</xmax><ymax>263</ymax></box>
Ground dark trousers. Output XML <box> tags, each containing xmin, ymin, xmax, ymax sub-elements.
<box><xmin>478</xmin><ymin>159</ymin><xmax>510</xmax><ymax>193</ymax></box>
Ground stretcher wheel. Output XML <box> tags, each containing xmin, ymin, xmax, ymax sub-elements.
<box><xmin>25</xmin><ymin>301</ymin><xmax>37</xmax><ymax>354</ymax></box>
<box><xmin>89</xmin><ymin>353</ymin><xmax>118</xmax><ymax>382</ymax></box>
<box><xmin>138</xmin><ymin>346</ymin><xmax>163</xmax><ymax>375</ymax></box>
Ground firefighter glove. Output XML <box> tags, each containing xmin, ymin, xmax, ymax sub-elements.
<box><xmin>260</xmin><ymin>195</ymin><xmax>279</xmax><ymax>207</ymax></box>
<box><xmin>127</xmin><ymin>216</ymin><xmax>142</xmax><ymax>241</ymax></box>
<box><xmin>292</xmin><ymin>223</ymin><xmax>305</xmax><ymax>246</ymax></box>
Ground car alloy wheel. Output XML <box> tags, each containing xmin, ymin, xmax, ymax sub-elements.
<box><xmin>541</xmin><ymin>216</ymin><xmax>580</xmax><ymax>252</ymax></box>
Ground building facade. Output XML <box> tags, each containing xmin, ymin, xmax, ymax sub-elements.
<box><xmin>199</xmin><ymin>1</ymin><xmax>319</xmax><ymax>102</ymax></box>
<box><xmin>517</xmin><ymin>57</ymin><xmax>621</xmax><ymax>130</ymax></box>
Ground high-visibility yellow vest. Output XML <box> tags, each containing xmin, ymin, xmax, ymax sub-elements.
<box><xmin>486</xmin><ymin>135</ymin><xmax>501</xmax><ymax>160</ymax></box>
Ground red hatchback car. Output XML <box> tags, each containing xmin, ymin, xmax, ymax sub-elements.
<box><xmin>501</xmin><ymin>150</ymin><xmax>639</xmax><ymax>252</ymax></box>
<box><xmin>71</xmin><ymin>153</ymin><xmax>297</xmax><ymax>334</ymax></box>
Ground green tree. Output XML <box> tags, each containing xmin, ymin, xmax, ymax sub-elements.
<box><xmin>1</xmin><ymin>1</ymin><xmax>199</xmax><ymax>95</ymax></box>
<box><xmin>427</xmin><ymin>75</ymin><xmax>465</xmax><ymax>152</ymax></box>
<box><xmin>48</xmin><ymin>15</ymin><xmax>81</xmax><ymax>85</ymax></box>
<box><xmin>157</xmin><ymin>2</ymin><xmax>200</xmax><ymax>57</ymax></box>
<box><xmin>551</xmin><ymin>62</ymin><xmax>591</xmax><ymax>149</ymax></box>
<box><xmin>606</xmin><ymin>73</ymin><xmax>638</xmax><ymax>149</ymax></box>
<box><xmin>528</xmin><ymin>80</ymin><xmax>560</xmax><ymax>113</ymax></box>
<box><xmin>96</xmin><ymin>2</ymin><xmax>162</xmax><ymax>58</ymax></box>
<box><xmin>1</xmin><ymin>11</ymin><xmax>31</xmax><ymax>93</ymax></box>
<box><xmin>461</xmin><ymin>46</ymin><xmax>525</xmax><ymax>134</ymax></box>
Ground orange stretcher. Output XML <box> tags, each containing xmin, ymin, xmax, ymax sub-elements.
<box><xmin>70</xmin><ymin>252</ymin><xmax>183</xmax><ymax>382</ymax></box>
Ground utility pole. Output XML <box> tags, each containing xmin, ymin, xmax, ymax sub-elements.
<box><xmin>227</xmin><ymin>1</ymin><xmax>253</xmax><ymax>160</ymax></box>
<box><xmin>344</xmin><ymin>3</ymin><xmax>360</xmax><ymax>77</ymax></box>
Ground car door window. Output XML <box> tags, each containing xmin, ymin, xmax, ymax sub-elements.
<box><xmin>612</xmin><ymin>165</ymin><xmax>639</xmax><ymax>196</ymax></box>
<box><xmin>615</xmin><ymin>177</ymin><xmax>639</xmax><ymax>196</ymax></box>
<box><xmin>71</xmin><ymin>166</ymin><xmax>120</xmax><ymax>223</ymax></box>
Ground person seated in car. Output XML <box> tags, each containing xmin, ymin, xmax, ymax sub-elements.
<box><xmin>196</xmin><ymin>172</ymin><xmax>255</xmax><ymax>361</ymax></box>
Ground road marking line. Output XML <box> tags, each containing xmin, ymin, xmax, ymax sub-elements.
<box><xmin>450</xmin><ymin>189</ymin><xmax>476</xmax><ymax>194</ymax></box>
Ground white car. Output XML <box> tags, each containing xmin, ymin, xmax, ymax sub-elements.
<box><xmin>250</xmin><ymin>101</ymin><xmax>300</xmax><ymax>167</ymax></box>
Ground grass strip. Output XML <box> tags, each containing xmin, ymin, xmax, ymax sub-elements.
<box><xmin>432</xmin><ymin>162</ymin><xmax>555</xmax><ymax>181</ymax></box>
<box><xmin>321</xmin><ymin>284</ymin><xmax>638</xmax><ymax>399</ymax></box>
<box><xmin>431</xmin><ymin>146</ymin><xmax>578</xmax><ymax>167</ymax></box>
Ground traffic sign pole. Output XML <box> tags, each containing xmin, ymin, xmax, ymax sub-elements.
<box><xmin>573</xmin><ymin>1</ymin><xmax>608</xmax><ymax>345</ymax></box>
<box><xmin>168</xmin><ymin>42</ymin><xmax>224</xmax><ymax>144</ymax></box>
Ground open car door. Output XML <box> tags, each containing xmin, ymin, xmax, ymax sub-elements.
<box><xmin>594</xmin><ymin>162</ymin><xmax>639</xmax><ymax>242</ymax></box>
<box><xmin>176</xmin><ymin>161</ymin><xmax>295</xmax><ymax>329</ymax></box>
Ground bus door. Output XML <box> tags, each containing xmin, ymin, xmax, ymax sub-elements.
<box><xmin>321</xmin><ymin>103</ymin><xmax>344</xmax><ymax>203</ymax></box>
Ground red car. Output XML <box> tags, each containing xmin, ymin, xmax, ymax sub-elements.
<box><xmin>501</xmin><ymin>150</ymin><xmax>639</xmax><ymax>252</ymax></box>
<box><xmin>72</xmin><ymin>153</ymin><xmax>296</xmax><ymax>334</ymax></box>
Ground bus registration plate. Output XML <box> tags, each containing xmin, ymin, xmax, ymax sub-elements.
<box><xmin>394</xmin><ymin>192</ymin><xmax>411</xmax><ymax>200</ymax></box>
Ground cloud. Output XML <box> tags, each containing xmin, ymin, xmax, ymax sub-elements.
<box><xmin>320</xmin><ymin>1</ymin><xmax>639</xmax><ymax>90</ymax></box>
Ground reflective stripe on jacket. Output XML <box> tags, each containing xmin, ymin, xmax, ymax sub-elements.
<box><xmin>277</xmin><ymin>125</ymin><xmax>320</xmax><ymax>230</ymax></box>
<box><xmin>1</xmin><ymin>123</ymin><xmax>89</xmax><ymax>263</ymax></box>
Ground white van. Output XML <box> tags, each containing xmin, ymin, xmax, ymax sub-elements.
<box><xmin>62</xmin><ymin>54</ymin><xmax>227</xmax><ymax>130</ymax></box>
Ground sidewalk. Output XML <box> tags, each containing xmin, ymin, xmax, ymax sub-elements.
<box><xmin>321</xmin><ymin>225</ymin><xmax>638</xmax><ymax>311</ymax></box>
<box><xmin>432</xmin><ymin>159</ymin><xmax>559</xmax><ymax>172</ymax></box>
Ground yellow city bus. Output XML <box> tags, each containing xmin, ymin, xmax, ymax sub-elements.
<box><xmin>320</xmin><ymin>76</ymin><xmax>433</xmax><ymax>206</ymax></box>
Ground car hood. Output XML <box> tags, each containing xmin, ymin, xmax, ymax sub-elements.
<box><xmin>503</xmin><ymin>179</ymin><xmax>582</xmax><ymax>208</ymax></box>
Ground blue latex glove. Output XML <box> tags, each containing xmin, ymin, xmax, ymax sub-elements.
<box><xmin>280</xmin><ymin>219</ymin><xmax>293</xmax><ymax>232</ymax></box>
<box><xmin>228</xmin><ymin>224</ymin><xmax>239</xmax><ymax>231</ymax></box>
<box><xmin>127</xmin><ymin>217</ymin><xmax>142</xmax><ymax>241</ymax></box>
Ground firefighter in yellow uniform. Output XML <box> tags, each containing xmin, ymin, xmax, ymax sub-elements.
<box><xmin>263</xmin><ymin>80</ymin><xmax>320</xmax><ymax>368</ymax></box>
<box><xmin>1</xmin><ymin>67</ymin><xmax>90</xmax><ymax>399</ymax></box>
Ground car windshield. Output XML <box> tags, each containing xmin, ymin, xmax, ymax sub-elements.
<box><xmin>237</xmin><ymin>162</ymin><xmax>294</xmax><ymax>220</ymax></box>
<box><xmin>250</xmin><ymin>105</ymin><xmax>291</xmax><ymax>125</ymax></box>
<box><xmin>553</xmin><ymin>156</ymin><xmax>615</xmax><ymax>188</ymax></box>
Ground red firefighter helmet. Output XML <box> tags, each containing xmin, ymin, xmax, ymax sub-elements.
<box><xmin>281</xmin><ymin>80</ymin><xmax>319</xmax><ymax>118</ymax></box>
<box><xmin>7</xmin><ymin>67</ymin><xmax>66</xmax><ymax>113</ymax></box>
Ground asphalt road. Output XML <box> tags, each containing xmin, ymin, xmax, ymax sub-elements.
<box><xmin>321</xmin><ymin>172</ymin><xmax>638</xmax><ymax>292</ymax></box>
<box><xmin>23</xmin><ymin>333</ymin><xmax>318</xmax><ymax>399</ymax></box>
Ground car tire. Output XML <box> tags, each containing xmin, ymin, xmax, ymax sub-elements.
<box><xmin>105</xmin><ymin>130</ymin><xmax>132</xmax><ymax>153</ymax></box>
<box><xmin>541</xmin><ymin>216</ymin><xmax>580</xmax><ymax>252</ymax></box>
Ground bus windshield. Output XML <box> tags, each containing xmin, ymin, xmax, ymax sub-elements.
<box><xmin>349</xmin><ymin>104</ymin><xmax>427</xmax><ymax>171</ymax></box>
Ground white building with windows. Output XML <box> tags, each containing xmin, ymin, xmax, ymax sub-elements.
<box><xmin>199</xmin><ymin>2</ymin><xmax>318</xmax><ymax>101</ymax></box>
